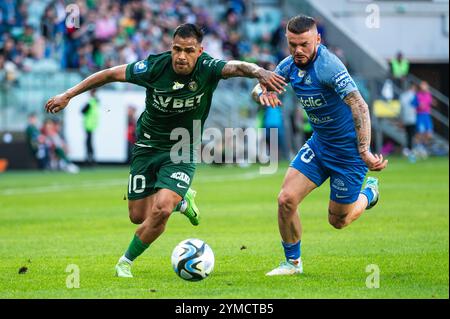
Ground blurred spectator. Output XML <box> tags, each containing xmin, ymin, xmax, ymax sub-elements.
<box><xmin>399</xmin><ymin>82</ymin><xmax>418</xmax><ymax>162</ymax></box>
<box><xmin>415</xmin><ymin>81</ymin><xmax>436</xmax><ymax>157</ymax></box>
<box><xmin>0</xmin><ymin>48</ymin><xmax>18</xmax><ymax>84</ymax></box>
<box><xmin>81</xmin><ymin>89</ymin><xmax>100</xmax><ymax>166</ymax></box>
<box><xmin>270</xmin><ymin>19</ymin><xmax>288</xmax><ymax>62</ymax></box>
<box><xmin>25</xmin><ymin>113</ymin><xmax>49</xmax><ymax>169</ymax></box>
<box><xmin>41</xmin><ymin>118</ymin><xmax>79</xmax><ymax>173</ymax></box>
<box><xmin>381</xmin><ymin>78</ymin><xmax>395</xmax><ymax>101</ymax></box>
<box><xmin>228</xmin><ymin>0</ymin><xmax>246</xmax><ymax>17</ymax></box>
<box><xmin>390</xmin><ymin>51</ymin><xmax>410</xmax><ymax>90</ymax></box>
<box><xmin>203</xmin><ymin>31</ymin><xmax>225</xmax><ymax>60</ymax></box>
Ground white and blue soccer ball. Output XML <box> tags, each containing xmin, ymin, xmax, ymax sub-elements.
<box><xmin>171</xmin><ymin>238</ymin><xmax>214</xmax><ymax>281</ymax></box>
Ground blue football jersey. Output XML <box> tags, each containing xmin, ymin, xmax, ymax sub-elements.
<box><xmin>275</xmin><ymin>45</ymin><xmax>361</xmax><ymax>159</ymax></box>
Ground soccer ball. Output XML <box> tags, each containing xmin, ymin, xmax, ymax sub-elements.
<box><xmin>171</xmin><ymin>238</ymin><xmax>214</xmax><ymax>281</ymax></box>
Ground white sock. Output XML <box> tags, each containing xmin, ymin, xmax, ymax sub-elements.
<box><xmin>288</xmin><ymin>257</ymin><xmax>302</xmax><ymax>266</ymax></box>
<box><xmin>179</xmin><ymin>200</ymin><xmax>188</xmax><ymax>213</ymax></box>
<box><xmin>119</xmin><ymin>255</ymin><xmax>132</xmax><ymax>265</ymax></box>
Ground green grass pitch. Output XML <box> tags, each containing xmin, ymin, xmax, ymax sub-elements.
<box><xmin>0</xmin><ymin>157</ymin><xmax>448</xmax><ymax>298</ymax></box>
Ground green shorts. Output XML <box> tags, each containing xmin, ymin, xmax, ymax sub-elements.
<box><xmin>128</xmin><ymin>147</ymin><xmax>196</xmax><ymax>200</ymax></box>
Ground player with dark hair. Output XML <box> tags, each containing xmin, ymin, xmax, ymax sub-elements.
<box><xmin>251</xmin><ymin>15</ymin><xmax>388</xmax><ymax>275</ymax></box>
<box><xmin>45</xmin><ymin>23</ymin><xmax>287</xmax><ymax>277</ymax></box>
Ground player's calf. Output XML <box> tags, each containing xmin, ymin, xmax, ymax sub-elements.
<box><xmin>328</xmin><ymin>210</ymin><xmax>348</xmax><ymax>229</ymax></box>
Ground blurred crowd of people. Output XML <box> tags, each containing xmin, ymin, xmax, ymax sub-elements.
<box><xmin>0</xmin><ymin>0</ymin><xmax>297</xmax><ymax>80</ymax></box>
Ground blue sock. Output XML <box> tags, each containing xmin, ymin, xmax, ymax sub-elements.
<box><xmin>361</xmin><ymin>188</ymin><xmax>374</xmax><ymax>208</ymax></box>
<box><xmin>282</xmin><ymin>241</ymin><xmax>301</xmax><ymax>261</ymax></box>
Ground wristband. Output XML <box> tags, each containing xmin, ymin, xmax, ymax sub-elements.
<box><xmin>255</xmin><ymin>86</ymin><xmax>263</xmax><ymax>97</ymax></box>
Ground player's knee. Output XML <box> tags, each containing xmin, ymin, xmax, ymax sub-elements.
<box><xmin>128</xmin><ymin>204</ymin><xmax>145</xmax><ymax>224</ymax></box>
<box><xmin>328</xmin><ymin>210</ymin><xmax>347</xmax><ymax>229</ymax></box>
<box><xmin>278</xmin><ymin>191</ymin><xmax>297</xmax><ymax>215</ymax></box>
<box><xmin>129</xmin><ymin>213</ymin><xmax>145</xmax><ymax>224</ymax></box>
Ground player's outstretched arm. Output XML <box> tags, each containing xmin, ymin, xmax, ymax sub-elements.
<box><xmin>45</xmin><ymin>64</ymin><xmax>127</xmax><ymax>114</ymax></box>
<box><xmin>221</xmin><ymin>61</ymin><xmax>287</xmax><ymax>94</ymax></box>
<box><xmin>344</xmin><ymin>91</ymin><xmax>388</xmax><ymax>171</ymax></box>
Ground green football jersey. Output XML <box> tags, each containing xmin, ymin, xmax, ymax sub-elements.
<box><xmin>125</xmin><ymin>51</ymin><xmax>227</xmax><ymax>152</ymax></box>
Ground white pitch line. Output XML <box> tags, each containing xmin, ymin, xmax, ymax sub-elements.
<box><xmin>0</xmin><ymin>170</ymin><xmax>282</xmax><ymax>196</ymax></box>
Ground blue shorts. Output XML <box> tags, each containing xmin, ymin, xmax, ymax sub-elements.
<box><xmin>290</xmin><ymin>139</ymin><xmax>368</xmax><ymax>204</ymax></box>
<box><xmin>416</xmin><ymin>114</ymin><xmax>433</xmax><ymax>134</ymax></box>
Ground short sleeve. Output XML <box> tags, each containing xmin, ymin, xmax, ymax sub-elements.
<box><xmin>125</xmin><ymin>58</ymin><xmax>155</xmax><ymax>88</ymax></box>
<box><xmin>201</xmin><ymin>56</ymin><xmax>227</xmax><ymax>82</ymax></box>
<box><xmin>274</xmin><ymin>56</ymin><xmax>292</xmax><ymax>83</ymax></box>
<box><xmin>318</xmin><ymin>53</ymin><xmax>358</xmax><ymax>100</ymax></box>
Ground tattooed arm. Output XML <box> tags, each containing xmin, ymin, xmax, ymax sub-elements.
<box><xmin>221</xmin><ymin>61</ymin><xmax>286</xmax><ymax>94</ymax></box>
<box><xmin>344</xmin><ymin>91</ymin><xmax>388</xmax><ymax>171</ymax></box>
<box><xmin>344</xmin><ymin>91</ymin><xmax>371</xmax><ymax>154</ymax></box>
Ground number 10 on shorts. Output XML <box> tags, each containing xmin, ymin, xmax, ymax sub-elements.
<box><xmin>129</xmin><ymin>174</ymin><xmax>146</xmax><ymax>194</ymax></box>
<box><xmin>300</xmin><ymin>144</ymin><xmax>315</xmax><ymax>163</ymax></box>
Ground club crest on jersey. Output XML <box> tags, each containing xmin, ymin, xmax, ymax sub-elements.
<box><xmin>298</xmin><ymin>70</ymin><xmax>306</xmax><ymax>78</ymax></box>
<box><xmin>134</xmin><ymin>60</ymin><xmax>148</xmax><ymax>74</ymax></box>
<box><xmin>332</xmin><ymin>178</ymin><xmax>348</xmax><ymax>191</ymax></box>
<box><xmin>188</xmin><ymin>81</ymin><xmax>198</xmax><ymax>92</ymax></box>
<box><xmin>172</xmin><ymin>82</ymin><xmax>185</xmax><ymax>90</ymax></box>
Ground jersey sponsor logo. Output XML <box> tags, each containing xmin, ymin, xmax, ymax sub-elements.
<box><xmin>308</xmin><ymin>114</ymin><xmax>334</xmax><ymax>124</ymax></box>
<box><xmin>335</xmin><ymin>194</ymin><xmax>349</xmax><ymax>199</ymax></box>
<box><xmin>298</xmin><ymin>93</ymin><xmax>327</xmax><ymax>108</ymax></box>
<box><xmin>170</xmin><ymin>172</ymin><xmax>191</xmax><ymax>184</ymax></box>
<box><xmin>152</xmin><ymin>93</ymin><xmax>205</xmax><ymax>110</ymax></box>
<box><xmin>298</xmin><ymin>70</ymin><xmax>306</xmax><ymax>77</ymax></box>
<box><xmin>332</xmin><ymin>70</ymin><xmax>352</xmax><ymax>89</ymax></box>
<box><xmin>134</xmin><ymin>60</ymin><xmax>148</xmax><ymax>74</ymax></box>
<box><xmin>176</xmin><ymin>182</ymin><xmax>188</xmax><ymax>189</ymax></box>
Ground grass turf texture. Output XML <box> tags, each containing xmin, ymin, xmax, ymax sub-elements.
<box><xmin>0</xmin><ymin>157</ymin><xmax>448</xmax><ymax>299</ymax></box>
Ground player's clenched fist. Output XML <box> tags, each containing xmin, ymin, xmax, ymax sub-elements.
<box><xmin>45</xmin><ymin>92</ymin><xmax>71</xmax><ymax>114</ymax></box>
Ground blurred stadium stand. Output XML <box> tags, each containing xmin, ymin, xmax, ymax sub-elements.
<box><xmin>0</xmin><ymin>0</ymin><xmax>448</xmax><ymax>169</ymax></box>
